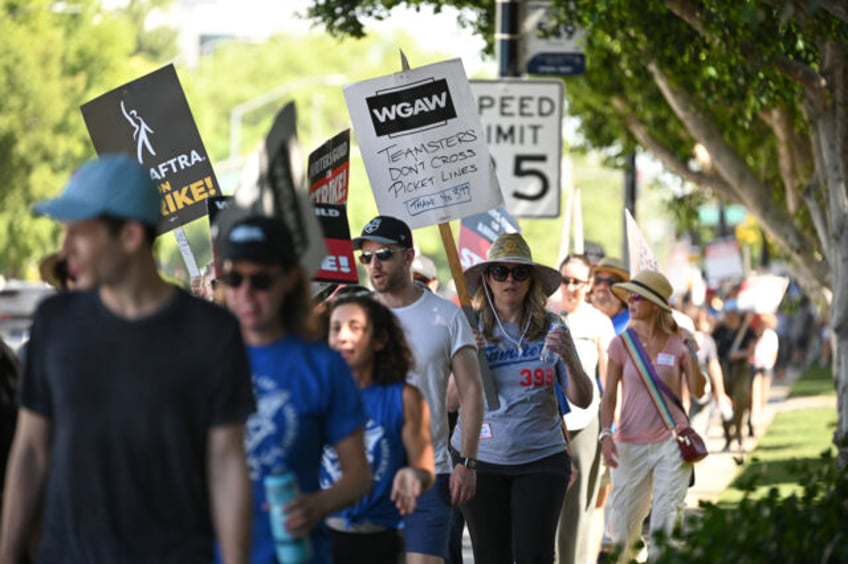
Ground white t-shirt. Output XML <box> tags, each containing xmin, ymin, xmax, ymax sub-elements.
<box><xmin>754</xmin><ymin>328</ymin><xmax>779</xmax><ymax>370</ymax></box>
<box><xmin>560</xmin><ymin>303</ymin><xmax>615</xmax><ymax>430</ymax></box>
<box><xmin>390</xmin><ymin>290</ymin><xmax>477</xmax><ymax>474</ymax></box>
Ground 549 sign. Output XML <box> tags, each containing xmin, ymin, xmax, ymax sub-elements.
<box><xmin>471</xmin><ymin>79</ymin><xmax>563</xmax><ymax>218</ymax></box>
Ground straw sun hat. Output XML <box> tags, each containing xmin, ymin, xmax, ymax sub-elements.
<box><xmin>593</xmin><ymin>257</ymin><xmax>630</xmax><ymax>281</ymax></box>
<box><xmin>611</xmin><ymin>270</ymin><xmax>673</xmax><ymax>312</ymax></box>
<box><xmin>463</xmin><ymin>233</ymin><xmax>561</xmax><ymax>297</ymax></box>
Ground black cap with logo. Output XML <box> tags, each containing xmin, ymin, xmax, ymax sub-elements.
<box><xmin>352</xmin><ymin>215</ymin><xmax>413</xmax><ymax>250</ymax></box>
<box><xmin>217</xmin><ymin>215</ymin><xmax>297</xmax><ymax>268</ymax></box>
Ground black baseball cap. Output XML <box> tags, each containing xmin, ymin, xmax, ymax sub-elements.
<box><xmin>352</xmin><ymin>215</ymin><xmax>413</xmax><ymax>250</ymax></box>
<box><xmin>216</xmin><ymin>215</ymin><xmax>297</xmax><ymax>267</ymax></box>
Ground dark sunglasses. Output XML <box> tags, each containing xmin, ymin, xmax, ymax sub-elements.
<box><xmin>487</xmin><ymin>264</ymin><xmax>531</xmax><ymax>282</ymax></box>
<box><xmin>561</xmin><ymin>275</ymin><xmax>588</xmax><ymax>287</ymax></box>
<box><xmin>220</xmin><ymin>270</ymin><xmax>279</xmax><ymax>291</ymax></box>
<box><xmin>627</xmin><ymin>293</ymin><xmax>644</xmax><ymax>303</ymax></box>
<box><xmin>593</xmin><ymin>275</ymin><xmax>622</xmax><ymax>287</ymax></box>
<box><xmin>358</xmin><ymin>247</ymin><xmax>402</xmax><ymax>265</ymax></box>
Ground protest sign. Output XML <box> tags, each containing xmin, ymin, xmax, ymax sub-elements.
<box><xmin>704</xmin><ymin>237</ymin><xmax>744</xmax><ymax>286</ymax></box>
<box><xmin>314</xmin><ymin>204</ymin><xmax>358</xmax><ymax>284</ymax></box>
<box><xmin>212</xmin><ymin>103</ymin><xmax>326</xmax><ymax>277</ymax></box>
<box><xmin>736</xmin><ymin>274</ymin><xmax>790</xmax><ymax>313</ymax></box>
<box><xmin>344</xmin><ymin>58</ymin><xmax>503</xmax><ymax>229</ymax></box>
<box><xmin>309</xmin><ymin>130</ymin><xmax>351</xmax><ymax>204</ymax></box>
<box><xmin>81</xmin><ymin>64</ymin><xmax>219</xmax><ymax>233</ymax></box>
<box><xmin>625</xmin><ymin>209</ymin><xmax>659</xmax><ymax>275</ymax></box>
<box><xmin>458</xmin><ymin>208</ymin><xmax>521</xmax><ymax>270</ymax></box>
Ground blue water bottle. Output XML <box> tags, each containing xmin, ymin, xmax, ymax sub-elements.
<box><xmin>264</xmin><ymin>471</ymin><xmax>313</xmax><ymax>563</ymax></box>
<box><xmin>540</xmin><ymin>319</ymin><xmax>567</xmax><ymax>365</ymax></box>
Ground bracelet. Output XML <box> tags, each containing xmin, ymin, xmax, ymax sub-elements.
<box><xmin>598</xmin><ymin>428</ymin><xmax>614</xmax><ymax>442</ymax></box>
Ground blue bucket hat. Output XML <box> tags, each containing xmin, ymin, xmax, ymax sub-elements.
<box><xmin>33</xmin><ymin>154</ymin><xmax>161</xmax><ymax>227</ymax></box>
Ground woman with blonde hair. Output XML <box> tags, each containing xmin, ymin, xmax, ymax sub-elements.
<box><xmin>600</xmin><ymin>270</ymin><xmax>705</xmax><ymax>562</ymax></box>
<box><xmin>454</xmin><ymin>232</ymin><xmax>593</xmax><ymax>564</ymax></box>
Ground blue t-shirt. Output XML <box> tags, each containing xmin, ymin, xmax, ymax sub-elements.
<box><xmin>243</xmin><ymin>335</ymin><xmax>366</xmax><ymax>564</ymax></box>
<box><xmin>320</xmin><ymin>382</ymin><xmax>407</xmax><ymax>529</ymax></box>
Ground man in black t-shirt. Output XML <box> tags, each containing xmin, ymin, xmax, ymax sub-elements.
<box><xmin>0</xmin><ymin>155</ymin><xmax>255</xmax><ymax>563</ymax></box>
<box><xmin>712</xmin><ymin>299</ymin><xmax>756</xmax><ymax>452</ymax></box>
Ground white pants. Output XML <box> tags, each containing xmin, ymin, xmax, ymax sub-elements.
<box><xmin>608</xmin><ymin>438</ymin><xmax>691</xmax><ymax>562</ymax></box>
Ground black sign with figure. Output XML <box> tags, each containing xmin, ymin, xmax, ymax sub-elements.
<box><xmin>81</xmin><ymin>64</ymin><xmax>220</xmax><ymax>233</ymax></box>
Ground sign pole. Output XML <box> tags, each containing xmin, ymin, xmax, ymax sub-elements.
<box><xmin>398</xmin><ymin>51</ymin><xmax>499</xmax><ymax>410</ymax></box>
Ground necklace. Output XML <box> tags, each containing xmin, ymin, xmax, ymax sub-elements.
<box><xmin>493</xmin><ymin>312</ymin><xmax>532</xmax><ymax>352</ymax></box>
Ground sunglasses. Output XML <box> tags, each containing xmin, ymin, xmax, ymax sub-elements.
<box><xmin>561</xmin><ymin>275</ymin><xmax>588</xmax><ymax>287</ymax></box>
<box><xmin>220</xmin><ymin>270</ymin><xmax>279</xmax><ymax>291</ymax></box>
<box><xmin>358</xmin><ymin>247</ymin><xmax>402</xmax><ymax>265</ymax></box>
<box><xmin>627</xmin><ymin>293</ymin><xmax>645</xmax><ymax>303</ymax></box>
<box><xmin>593</xmin><ymin>275</ymin><xmax>622</xmax><ymax>287</ymax></box>
<box><xmin>487</xmin><ymin>264</ymin><xmax>531</xmax><ymax>282</ymax></box>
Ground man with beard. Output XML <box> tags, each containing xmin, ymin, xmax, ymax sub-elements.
<box><xmin>353</xmin><ymin>216</ymin><xmax>483</xmax><ymax>564</ymax></box>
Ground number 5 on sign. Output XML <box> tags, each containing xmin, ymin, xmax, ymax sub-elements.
<box><xmin>471</xmin><ymin>79</ymin><xmax>563</xmax><ymax>218</ymax></box>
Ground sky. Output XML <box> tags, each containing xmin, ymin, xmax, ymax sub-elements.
<box><xmin>163</xmin><ymin>0</ymin><xmax>495</xmax><ymax>75</ymax></box>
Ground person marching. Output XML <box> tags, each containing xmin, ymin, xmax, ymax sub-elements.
<box><xmin>322</xmin><ymin>288</ymin><xmax>435</xmax><ymax>563</ymax></box>
<box><xmin>354</xmin><ymin>215</ymin><xmax>483</xmax><ymax>564</ymax></box>
<box><xmin>600</xmin><ymin>270</ymin><xmax>705</xmax><ymax>562</ymax></box>
<box><xmin>554</xmin><ymin>254</ymin><xmax>616</xmax><ymax>564</ymax></box>
<box><xmin>216</xmin><ymin>215</ymin><xmax>371</xmax><ymax>563</ymax></box>
<box><xmin>455</xmin><ymin>233</ymin><xmax>593</xmax><ymax>564</ymax></box>
<box><xmin>1</xmin><ymin>155</ymin><xmax>255</xmax><ymax>563</ymax></box>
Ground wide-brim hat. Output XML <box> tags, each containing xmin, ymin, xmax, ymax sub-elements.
<box><xmin>463</xmin><ymin>233</ymin><xmax>561</xmax><ymax>297</ymax></box>
<box><xmin>594</xmin><ymin>257</ymin><xmax>630</xmax><ymax>281</ymax></box>
<box><xmin>612</xmin><ymin>269</ymin><xmax>673</xmax><ymax>311</ymax></box>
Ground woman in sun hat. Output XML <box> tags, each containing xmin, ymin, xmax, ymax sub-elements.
<box><xmin>452</xmin><ymin>232</ymin><xmax>593</xmax><ymax>564</ymax></box>
<box><xmin>599</xmin><ymin>270</ymin><xmax>705</xmax><ymax>562</ymax></box>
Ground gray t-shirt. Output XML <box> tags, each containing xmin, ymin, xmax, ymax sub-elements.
<box><xmin>390</xmin><ymin>290</ymin><xmax>476</xmax><ymax>474</ymax></box>
<box><xmin>451</xmin><ymin>321</ymin><xmax>568</xmax><ymax>466</ymax></box>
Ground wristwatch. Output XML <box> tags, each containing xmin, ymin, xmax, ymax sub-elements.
<box><xmin>460</xmin><ymin>456</ymin><xmax>478</xmax><ymax>470</ymax></box>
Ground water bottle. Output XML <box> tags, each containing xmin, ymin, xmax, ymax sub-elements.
<box><xmin>540</xmin><ymin>319</ymin><xmax>567</xmax><ymax>365</ymax></box>
<box><xmin>264</xmin><ymin>471</ymin><xmax>313</xmax><ymax>563</ymax></box>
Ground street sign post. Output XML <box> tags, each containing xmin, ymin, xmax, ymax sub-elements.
<box><xmin>522</xmin><ymin>0</ymin><xmax>586</xmax><ymax>76</ymax></box>
<box><xmin>471</xmin><ymin>78</ymin><xmax>563</xmax><ymax>217</ymax></box>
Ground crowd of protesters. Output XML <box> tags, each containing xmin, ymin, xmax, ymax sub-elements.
<box><xmin>0</xmin><ymin>154</ymin><xmax>830</xmax><ymax>563</ymax></box>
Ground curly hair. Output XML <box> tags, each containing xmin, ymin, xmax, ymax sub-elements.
<box><xmin>474</xmin><ymin>268</ymin><xmax>551</xmax><ymax>343</ymax></box>
<box><xmin>329</xmin><ymin>292</ymin><xmax>415</xmax><ymax>386</ymax></box>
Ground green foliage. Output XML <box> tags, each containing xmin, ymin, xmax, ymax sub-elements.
<box><xmin>651</xmin><ymin>450</ymin><xmax>848</xmax><ymax>564</ymax></box>
<box><xmin>0</xmin><ymin>0</ymin><xmax>176</xmax><ymax>276</ymax></box>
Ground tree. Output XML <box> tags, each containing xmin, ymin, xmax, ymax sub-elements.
<box><xmin>0</xmin><ymin>0</ymin><xmax>174</xmax><ymax>276</ymax></box>
<box><xmin>305</xmin><ymin>0</ymin><xmax>848</xmax><ymax>464</ymax></box>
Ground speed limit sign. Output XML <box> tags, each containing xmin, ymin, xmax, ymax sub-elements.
<box><xmin>470</xmin><ymin>79</ymin><xmax>563</xmax><ymax>218</ymax></box>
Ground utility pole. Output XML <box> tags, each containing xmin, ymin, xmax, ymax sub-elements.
<box><xmin>623</xmin><ymin>151</ymin><xmax>637</xmax><ymax>261</ymax></box>
<box><xmin>496</xmin><ymin>0</ymin><xmax>520</xmax><ymax>78</ymax></box>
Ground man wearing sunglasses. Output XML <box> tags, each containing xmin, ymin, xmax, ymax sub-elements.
<box><xmin>1</xmin><ymin>155</ymin><xmax>255</xmax><ymax>564</ymax></box>
<box><xmin>216</xmin><ymin>215</ymin><xmax>371</xmax><ymax>564</ymax></box>
<box><xmin>588</xmin><ymin>257</ymin><xmax>631</xmax><ymax>335</ymax></box>
<box><xmin>353</xmin><ymin>216</ymin><xmax>483</xmax><ymax>564</ymax></box>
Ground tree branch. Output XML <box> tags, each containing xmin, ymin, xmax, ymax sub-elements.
<box><xmin>774</xmin><ymin>55</ymin><xmax>830</xmax><ymax>109</ymax></box>
<box><xmin>664</xmin><ymin>0</ymin><xmax>708</xmax><ymax>37</ymax></box>
<box><xmin>819</xmin><ymin>0</ymin><xmax>848</xmax><ymax>24</ymax></box>
<box><xmin>610</xmin><ymin>96</ymin><xmax>734</xmax><ymax>198</ymax></box>
<box><xmin>647</xmin><ymin>60</ymin><xmax>829</xmax><ymax>285</ymax></box>
<box><xmin>759</xmin><ymin>105</ymin><xmax>811</xmax><ymax>214</ymax></box>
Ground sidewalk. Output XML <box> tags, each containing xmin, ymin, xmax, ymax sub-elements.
<box><xmin>684</xmin><ymin>365</ymin><xmax>835</xmax><ymax>508</ymax></box>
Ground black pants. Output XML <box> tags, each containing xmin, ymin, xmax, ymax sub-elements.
<box><xmin>461</xmin><ymin>463</ymin><xmax>568</xmax><ymax>564</ymax></box>
<box><xmin>328</xmin><ymin>528</ymin><xmax>403</xmax><ymax>564</ymax></box>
